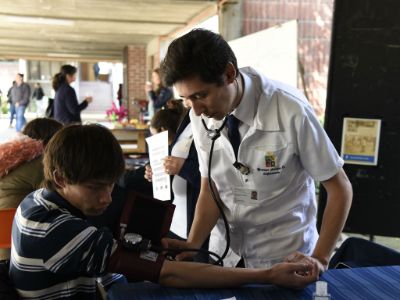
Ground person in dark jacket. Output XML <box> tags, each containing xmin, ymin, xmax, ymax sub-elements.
<box><xmin>11</xmin><ymin>74</ymin><xmax>30</xmax><ymax>132</ymax></box>
<box><xmin>32</xmin><ymin>82</ymin><xmax>45</xmax><ymax>116</ymax></box>
<box><xmin>145</xmin><ymin>104</ymin><xmax>209</xmax><ymax>262</ymax></box>
<box><xmin>145</xmin><ymin>68</ymin><xmax>173</xmax><ymax>113</ymax></box>
<box><xmin>53</xmin><ymin>64</ymin><xmax>92</xmax><ymax>124</ymax></box>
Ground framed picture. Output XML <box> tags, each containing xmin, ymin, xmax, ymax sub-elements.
<box><xmin>341</xmin><ymin>118</ymin><xmax>381</xmax><ymax>166</ymax></box>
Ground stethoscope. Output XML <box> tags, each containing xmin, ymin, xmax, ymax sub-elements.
<box><xmin>201</xmin><ymin>115</ymin><xmax>231</xmax><ymax>265</ymax></box>
<box><xmin>198</xmin><ymin>77</ymin><xmax>250</xmax><ymax>265</ymax></box>
<box><xmin>200</xmin><ymin>114</ymin><xmax>251</xmax><ymax>265</ymax></box>
<box><xmin>201</xmin><ymin>116</ymin><xmax>228</xmax><ymax>141</ymax></box>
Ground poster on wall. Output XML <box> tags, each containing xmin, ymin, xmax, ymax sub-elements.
<box><xmin>341</xmin><ymin>118</ymin><xmax>381</xmax><ymax>166</ymax></box>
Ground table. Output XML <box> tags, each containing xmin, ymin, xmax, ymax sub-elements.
<box><xmin>110</xmin><ymin>128</ymin><xmax>149</xmax><ymax>154</ymax></box>
<box><xmin>107</xmin><ymin>266</ymin><xmax>400</xmax><ymax>300</ymax></box>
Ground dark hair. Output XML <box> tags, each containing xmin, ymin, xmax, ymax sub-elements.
<box><xmin>161</xmin><ymin>29</ymin><xmax>238</xmax><ymax>86</ymax></box>
<box><xmin>17</xmin><ymin>73</ymin><xmax>24</xmax><ymax>78</ymax></box>
<box><xmin>52</xmin><ymin>64</ymin><xmax>77</xmax><ymax>91</ymax></box>
<box><xmin>150</xmin><ymin>108</ymin><xmax>182</xmax><ymax>138</ymax></box>
<box><xmin>166</xmin><ymin>99</ymin><xmax>185</xmax><ymax>116</ymax></box>
<box><xmin>43</xmin><ymin>124</ymin><xmax>125</xmax><ymax>190</ymax></box>
<box><xmin>22</xmin><ymin>118</ymin><xmax>63</xmax><ymax>145</ymax></box>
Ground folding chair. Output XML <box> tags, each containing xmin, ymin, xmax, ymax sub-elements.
<box><xmin>0</xmin><ymin>208</ymin><xmax>17</xmax><ymax>249</ymax></box>
<box><xmin>0</xmin><ymin>208</ymin><xmax>19</xmax><ymax>300</ymax></box>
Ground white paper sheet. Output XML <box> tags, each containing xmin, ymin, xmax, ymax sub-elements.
<box><xmin>145</xmin><ymin>131</ymin><xmax>171</xmax><ymax>200</ymax></box>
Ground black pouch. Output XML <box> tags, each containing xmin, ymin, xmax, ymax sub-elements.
<box><xmin>0</xmin><ymin>260</ymin><xmax>19</xmax><ymax>300</ymax></box>
<box><xmin>119</xmin><ymin>191</ymin><xmax>175</xmax><ymax>249</ymax></box>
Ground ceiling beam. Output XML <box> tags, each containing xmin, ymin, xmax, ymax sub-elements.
<box><xmin>0</xmin><ymin>0</ymin><xmax>218</xmax><ymax>61</ymax></box>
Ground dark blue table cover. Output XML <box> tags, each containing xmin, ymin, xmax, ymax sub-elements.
<box><xmin>107</xmin><ymin>265</ymin><xmax>400</xmax><ymax>300</ymax></box>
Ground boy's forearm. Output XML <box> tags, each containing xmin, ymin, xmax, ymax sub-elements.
<box><xmin>159</xmin><ymin>260</ymin><xmax>268</xmax><ymax>288</ymax></box>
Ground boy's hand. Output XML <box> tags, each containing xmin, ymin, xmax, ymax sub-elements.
<box><xmin>144</xmin><ymin>164</ymin><xmax>153</xmax><ymax>182</ymax></box>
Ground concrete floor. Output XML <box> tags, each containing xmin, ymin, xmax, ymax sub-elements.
<box><xmin>0</xmin><ymin>112</ymin><xmax>24</xmax><ymax>142</ymax></box>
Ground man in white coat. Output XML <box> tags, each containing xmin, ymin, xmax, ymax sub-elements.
<box><xmin>160</xmin><ymin>29</ymin><xmax>353</xmax><ymax>273</ymax></box>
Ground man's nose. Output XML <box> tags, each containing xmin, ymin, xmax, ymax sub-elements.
<box><xmin>190</xmin><ymin>101</ymin><xmax>205</xmax><ymax>116</ymax></box>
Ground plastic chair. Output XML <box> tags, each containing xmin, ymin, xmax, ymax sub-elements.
<box><xmin>0</xmin><ymin>208</ymin><xmax>17</xmax><ymax>249</ymax></box>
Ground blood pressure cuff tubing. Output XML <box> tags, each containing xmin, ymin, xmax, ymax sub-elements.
<box><xmin>107</xmin><ymin>243</ymin><xmax>165</xmax><ymax>283</ymax></box>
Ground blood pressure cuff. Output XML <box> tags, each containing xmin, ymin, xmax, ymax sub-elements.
<box><xmin>119</xmin><ymin>191</ymin><xmax>175</xmax><ymax>248</ymax></box>
<box><xmin>107</xmin><ymin>243</ymin><xmax>165</xmax><ymax>283</ymax></box>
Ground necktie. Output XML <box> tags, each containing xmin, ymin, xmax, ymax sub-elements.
<box><xmin>226</xmin><ymin>114</ymin><xmax>241</xmax><ymax>159</ymax></box>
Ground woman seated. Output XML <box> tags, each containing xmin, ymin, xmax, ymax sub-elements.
<box><xmin>0</xmin><ymin>118</ymin><xmax>62</xmax><ymax>260</ymax></box>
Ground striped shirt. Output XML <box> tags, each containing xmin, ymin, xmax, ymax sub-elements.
<box><xmin>10</xmin><ymin>188</ymin><xmax>123</xmax><ymax>299</ymax></box>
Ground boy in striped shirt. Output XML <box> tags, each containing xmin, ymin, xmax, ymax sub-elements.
<box><xmin>10</xmin><ymin>124</ymin><xmax>318</xmax><ymax>299</ymax></box>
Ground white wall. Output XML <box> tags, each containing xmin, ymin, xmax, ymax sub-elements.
<box><xmin>229</xmin><ymin>20</ymin><xmax>298</xmax><ymax>88</ymax></box>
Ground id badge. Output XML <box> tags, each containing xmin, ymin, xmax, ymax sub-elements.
<box><xmin>234</xmin><ymin>187</ymin><xmax>259</xmax><ymax>206</ymax></box>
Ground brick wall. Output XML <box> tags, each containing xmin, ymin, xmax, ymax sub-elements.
<box><xmin>242</xmin><ymin>0</ymin><xmax>334</xmax><ymax>116</ymax></box>
<box><xmin>123</xmin><ymin>45</ymin><xmax>147</xmax><ymax>118</ymax></box>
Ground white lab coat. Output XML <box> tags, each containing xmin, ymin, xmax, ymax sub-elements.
<box><xmin>190</xmin><ymin>67</ymin><xmax>344</xmax><ymax>268</ymax></box>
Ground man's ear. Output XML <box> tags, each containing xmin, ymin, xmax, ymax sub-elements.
<box><xmin>225</xmin><ymin>62</ymin><xmax>237</xmax><ymax>84</ymax></box>
<box><xmin>53</xmin><ymin>170</ymin><xmax>66</xmax><ymax>189</ymax></box>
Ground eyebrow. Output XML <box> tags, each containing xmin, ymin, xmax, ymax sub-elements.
<box><xmin>180</xmin><ymin>90</ymin><xmax>207</xmax><ymax>100</ymax></box>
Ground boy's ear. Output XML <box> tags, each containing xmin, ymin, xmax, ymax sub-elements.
<box><xmin>53</xmin><ymin>170</ymin><xmax>66</xmax><ymax>188</ymax></box>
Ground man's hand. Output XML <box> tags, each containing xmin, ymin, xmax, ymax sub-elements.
<box><xmin>161</xmin><ymin>238</ymin><xmax>197</xmax><ymax>261</ymax></box>
<box><xmin>163</xmin><ymin>156</ymin><xmax>185</xmax><ymax>176</ymax></box>
<box><xmin>144</xmin><ymin>164</ymin><xmax>152</xmax><ymax>182</ymax></box>
<box><xmin>284</xmin><ymin>251</ymin><xmax>327</xmax><ymax>275</ymax></box>
<box><xmin>268</xmin><ymin>262</ymin><xmax>319</xmax><ymax>289</ymax></box>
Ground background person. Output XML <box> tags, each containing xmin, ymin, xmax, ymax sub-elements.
<box><xmin>10</xmin><ymin>124</ymin><xmax>318</xmax><ymax>299</ymax></box>
<box><xmin>10</xmin><ymin>74</ymin><xmax>30</xmax><ymax>132</ymax></box>
<box><xmin>53</xmin><ymin>64</ymin><xmax>93</xmax><ymax>124</ymax></box>
<box><xmin>160</xmin><ymin>29</ymin><xmax>353</xmax><ymax>272</ymax></box>
<box><xmin>117</xmin><ymin>83</ymin><xmax>123</xmax><ymax>107</ymax></box>
<box><xmin>32</xmin><ymin>82</ymin><xmax>45</xmax><ymax>116</ymax></box>
<box><xmin>145</xmin><ymin>102</ymin><xmax>209</xmax><ymax>262</ymax></box>
<box><xmin>145</xmin><ymin>68</ymin><xmax>173</xmax><ymax>116</ymax></box>
<box><xmin>0</xmin><ymin>118</ymin><xmax>62</xmax><ymax>260</ymax></box>
<box><xmin>7</xmin><ymin>81</ymin><xmax>16</xmax><ymax>128</ymax></box>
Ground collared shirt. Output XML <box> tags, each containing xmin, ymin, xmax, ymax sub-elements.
<box><xmin>190</xmin><ymin>67</ymin><xmax>343</xmax><ymax>268</ymax></box>
<box><xmin>10</xmin><ymin>189</ymin><xmax>122</xmax><ymax>299</ymax></box>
